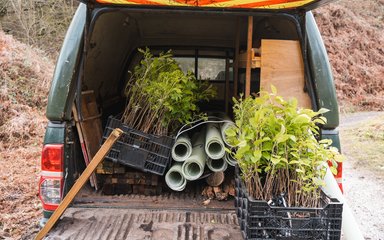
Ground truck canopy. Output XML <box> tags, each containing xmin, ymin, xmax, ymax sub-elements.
<box><xmin>87</xmin><ymin>0</ymin><xmax>334</xmax><ymax>11</ymax></box>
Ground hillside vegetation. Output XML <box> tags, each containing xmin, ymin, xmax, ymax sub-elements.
<box><xmin>0</xmin><ymin>31</ymin><xmax>52</xmax><ymax>238</ymax></box>
<box><xmin>315</xmin><ymin>0</ymin><xmax>384</xmax><ymax>111</ymax></box>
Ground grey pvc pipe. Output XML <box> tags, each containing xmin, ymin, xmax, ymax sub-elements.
<box><xmin>206</xmin><ymin>157</ymin><xmax>228</xmax><ymax>172</ymax></box>
<box><xmin>165</xmin><ymin>163</ymin><xmax>187</xmax><ymax>191</ymax></box>
<box><xmin>182</xmin><ymin>133</ymin><xmax>206</xmax><ymax>181</ymax></box>
<box><xmin>224</xmin><ymin>151</ymin><xmax>237</xmax><ymax>166</ymax></box>
<box><xmin>220</xmin><ymin>120</ymin><xmax>236</xmax><ymax>147</ymax></box>
<box><xmin>171</xmin><ymin>134</ymin><xmax>192</xmax><ymax>162</ymax></box>
<box><xmin>205</xmin><ymin>123</ymin><xmax>226</xmax><ymax>160</ymax></box>
<box><xmin>322</xmin><ymin>166</ymin><xmax>364</xmax><ymax>240</ymax></box>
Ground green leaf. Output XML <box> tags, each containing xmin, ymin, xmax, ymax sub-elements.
<box><xmin>289</xmin><ymin>135</ymin><xmax>297</xmax><ymax>142</ymax></box>
<box><xmin>313</xmin><ymin>118</ymin><xmax>326</xmax><ymax>125</ymax></box>
<box><xmin>334</xmin><ymin>154</ymin><xmax>345</xmax><ymax>163</ymax></box>
<box><xmin>225</xmin><ymin>127</ymin><xmax>237</xmax><ymax>137</ymax></box>
<box><xmin>236</xmin><ymin>145</ymin><xmax>250</xmax><ymax>159</ymax></box>
<box><xmin>312</xmin><ymin>177</ymin><xmax>325</xmax><ymax>186</ymax></box>
<box><xmin>262</xmin><ymin>151</ymin><xmax>271</xmax><ymax>160</ymax></box>
<box><xmin>288</xmin><ymin>160</ymin><xmax>300</xmax><ymax>165</ymax></box>
<box><xmin>330</xmin><ymin>166</ymin><xmax>338</xmax><ymax>175</ymax></box>
<box><xmin>262</xmin><ymin>142</ymin><xmax>273</xmax><ymax>151</ymax></box>
<box><xmin>271</xmin><ymin>156</ymin><xmax>280</xmax><ymax>165</ymax></box>
<box><xmin>275</xmin><ymin>134</ymin><xmax>290</xmax><ymax>143</ymax></box>
<box><xmin>317</xmin><ymin>108</ymin><xmax>330</xmax><ymax>114</ymax></box>
<box><xmin>319</xmin><ymin>139</ymin><xmax>332</xmax><ymax>145</ymax></box>
<box><xmin>292</xmin><ymin>114</ymin><xmax>311</xmax><ymax>125</ymax></box>
<box><xmin>253</xmin><ymin>150</ymin><xmax>262</xmax><ymax>161</ymax></box>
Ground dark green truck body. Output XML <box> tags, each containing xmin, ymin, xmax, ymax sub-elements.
<box><xmin>40</xmin><ymin>3</ymin><xmax>342</xmax><ymax>238</ymax></box>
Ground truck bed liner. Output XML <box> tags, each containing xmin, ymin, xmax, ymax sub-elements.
<box><xmin>46</xmin><ymin>186</ymin><xmax>241</xmax><ymax>239</ymax></box>
<box><xmin>46</xmin><ymin>208</ymin><xmax>241</xmax><ymax>239</ymax></box>
<box><xmin>72</xmin><ymin>185</ymin><xmax>235</xmax><ymax>211</ymax></box>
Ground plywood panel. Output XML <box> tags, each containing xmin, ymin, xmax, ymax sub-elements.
<box><xmin>73</xmin><ymin>90</ymin><xmax>103</xmax><ymax>189</ymax></box>
<box><xmin>80</xmin><ymin>90</ymin><xmax>103</xmax><ymax>159</ymax></box>
<box><xmin>260</xmin><ymin>39</ymin><xmax>312</xmax><ymax>108</ymax></box>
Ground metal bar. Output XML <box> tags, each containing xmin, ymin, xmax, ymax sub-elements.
<box><xmin>72</xmin><ymin>105</ymin><xmax>98</xmax><ymax>189</ymax></box>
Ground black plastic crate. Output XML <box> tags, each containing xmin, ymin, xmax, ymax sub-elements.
<box><xmin>102</xmin><ymin>116</ymin><xmax>174</xmax><ymax>176</ymax></box>
<box><xmin>234</xmin><ymin>167</ymin><xmax>343</xmax><ymax>240</ymax></box>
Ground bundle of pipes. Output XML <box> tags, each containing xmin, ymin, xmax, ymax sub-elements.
<box><xmin>165</xmin><ymin>117</ymin><xmax>238</xmax><ymax>191</ymax></box>
<box><xmin>171</xmin><ymin>134</ymin><xmax>193</xmax><ymax>162</ymax></box>
<box><xmin>165</xmin><ymin>163</ymin><xmax>187</xmax><ymax>191</ymax></box>
<box><xmin>205</xmin><ymin>123</ymin><xmax>226</xmax><ymax>160</ymax></box>
<box><xmin>182</xmin><ymin>132</ymin><xmax>206</xmax><ymax>181</ymax></box>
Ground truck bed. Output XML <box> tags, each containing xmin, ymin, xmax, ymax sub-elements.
<box><xmin>46</xmin><ymin>186</ymin><xmax>242</xmax><ymax>239</ymax></box>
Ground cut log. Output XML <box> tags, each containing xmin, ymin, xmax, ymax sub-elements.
<box><xmin>202</xmin><ymin>186</ymin><xmax>215</xmax><ymax>199</ymax></box>
<box><xmin>206</xmin><ymin>172</ymin><xmax>225</xmax><ymax>187</ymax></box>
<box><xmin>213</xmin><ymin>186</ymin><xmax>228</xmax><ymax>201</ymax></box>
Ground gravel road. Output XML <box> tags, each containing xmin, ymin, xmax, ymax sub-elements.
<box><xmin>339</xmin><ymin>112</ymin><xmax>384</xmax><ymax>240</ymax></box>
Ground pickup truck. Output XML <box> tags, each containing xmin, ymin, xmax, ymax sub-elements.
<box><xmin>39</xmin><ymin>0</ymin><xmax>343</xmax><ymax>238</ymax></box>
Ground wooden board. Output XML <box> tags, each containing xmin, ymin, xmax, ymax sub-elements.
<box><xmin>104</xmin><ymin>172</ymin><xmax>159</xmax><ymax>186</ymax></box>
<box><xmin>245</xmin><ymin>16</ymin><xmax>253</xmax><ymax>97</ymax></box>
<box><xmin>77</xmin><ymin>90</ymin><xmax>105</xmax><ymax>189</ymax></box>
<box><xmin>79</xmin><ymin>90</ymin><xmax>103</xmax><ymax>158</ymax></box>
<box><xmin>238</xmin><ymin>48</ymin><xmax>261</xmax><ymax>69</ymax></box>
<box><xmin>96</xmin><ymin>161</ymin><xmax>125</xmax><ymax>174</ymax></box>
<box><xmin>72</xmin><ymin>105</ymin><xmax>97</xmax><ymax>188</ymax></box>
<box><xmin>260</xmin><ymin>39</ymin><xmax>312</xmax><ymax>108</ymax></box>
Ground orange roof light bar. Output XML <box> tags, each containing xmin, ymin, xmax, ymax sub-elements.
<box><xmin>96</xmin><ymin>0</ymin><xmax>317</xmax><ymax>9</ymax></box>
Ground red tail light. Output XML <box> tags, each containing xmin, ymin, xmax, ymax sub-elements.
<box><xmin>39</xmin><ymin>144</ymin><xmax>64</xmax><ymax>211</ymax></box>
<box><xmin>41</xmin><ymin>144</ymin><xmax>64</xmax><ymax>172</ymax></box>
<box><xmin>328</xmin><ymin>161</ymin><xmax>343</xmax><ymax>193</ymax></box>
<box><xmin>335</xmin><ymin>162</ymin><xmax>343</xmax><ymax>193</ymax></box>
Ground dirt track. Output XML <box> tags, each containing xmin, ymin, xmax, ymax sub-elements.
<box><xmin>340</xmin><ymin>112</ymin><xmax>384</xmax><ymax>240</ymax></box>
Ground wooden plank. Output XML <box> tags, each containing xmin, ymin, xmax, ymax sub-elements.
<box><xmin>245</xmin><ymin>16</ymin><xmax>253</xmax><ymax>97</ymax></box>
<box><xmin>225</xmin><ymin>56</ymin><xmax>230</xmax><ymax>113</ymax></box>
<box><xmin>260</xmin><ymin>39</ymin><xmax>312</xmax><ymax>108</ymax></box>
<box><xmin>72</xmin><ymin>105</ymin><xmax>97</xmax><ymax>188</ymax></box>
<box><xmin>239</xmin><ymin>49</ymin><xmax>261</xmax><ymax>68</ymax></box>
<box><xmin>75</xmin><ymin>90</ymin><xmax>104</xmax><ymax>189</ymax></box>
<box><xmin>34</xmin><ymin>128</ymin><xmax>123</xmax><ymax>240</ymax></box>
<box><xmin>79</xmin><ymin>91</ymin><xmax>103</xmax><ymax>159</ymax></box>
<box><xmin>233</xmin><ymin>18</ymin><xmax>240</xmax><ymax>98</ymax></box>
<box><xmin>96</xmin><ymin>161</ymin><xmax>125</xmax><ymax>174</ymax></box>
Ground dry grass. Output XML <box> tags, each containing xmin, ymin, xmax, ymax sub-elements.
<box><xmin>0</xmin><ymin>31</ymin><xmax>52</xmax><ymax>239</ymax></box>
<box><xmin>340</xmin><ymin>113</ymin><xmax>384</xmax><ymax>175</ymax></box>
<box><xmin>314</xmin><ymin>0</ymin><xmax>384</xmax><ymax>111</ymax></box>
